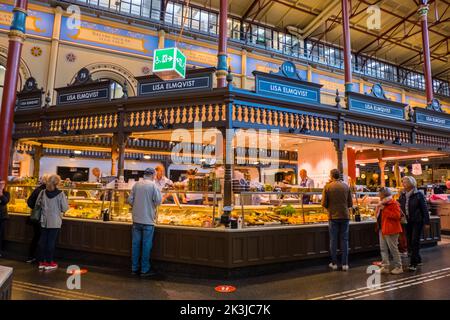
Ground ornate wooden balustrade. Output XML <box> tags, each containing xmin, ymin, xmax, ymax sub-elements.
<box><xmin>12</xmin><ymin>87</ymin><xmax>450</xmax><ymax>153</ymax></box>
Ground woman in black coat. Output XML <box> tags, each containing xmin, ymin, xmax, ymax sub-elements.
<box><xmin>398</xmin><ymin>176</ymin><xmax>430</xmax><ymax>271</ymax></box>
<box><xmin>26</xmin><ymin>175</ymin><xmax>48</xmax><ymax>263</ymax></box>
<box><xmin>0</xmin><ymin>180</ymin><xmax>11</xmax><ymax>258</ymax></box>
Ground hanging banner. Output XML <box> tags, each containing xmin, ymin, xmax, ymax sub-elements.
<box><xmin>412</xmin><ymin>163</ymin><xmax>422</xmax><ymax>176</ymax></box>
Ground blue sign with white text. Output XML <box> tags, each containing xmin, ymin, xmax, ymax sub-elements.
<box><xmin>258</xmin><ymin>80</ymin><xmax>318</xmax><ymax>103</ymax></box>
<box><xmin>349</xmin><ymin>99</ymin><xmax>405</xmax><ymax>120</ymax></box>
<box><xmin>415</xmin><ymin>111</ymin><xmax>450</xmax><ymax>129</ymax></box>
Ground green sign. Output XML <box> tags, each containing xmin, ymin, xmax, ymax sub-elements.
<box><xmin>152</xmin><ymin>47</ymin><xmax>186</xmax><ymax>80</ymax></box>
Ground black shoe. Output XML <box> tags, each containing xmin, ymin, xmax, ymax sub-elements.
<box><xmin>140</xmin><ymin>270</ymin><xmax>157</xmax><ymax>277</ymax></box>
<box><xmin>131</xmin><ymin>270</ymin><xmax>139</xmax><ymax>275</ymax></box>
<box><xmin>408</xmin><ymin>265</ymin><xmax>417</xmax><ymax>271</ymax></box>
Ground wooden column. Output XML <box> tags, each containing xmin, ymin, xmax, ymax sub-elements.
<box><xmin>117</xmin><ymin>133</ymin><xmax>128</xmax><ymax>178</ymax></box>
<box><xmin>0</xmin><ymin>0</ymin><xmax>28</xmax><ymax>182</ymax></box>
<box><xmin>111</xmin><ymin>134</ymin><xmax>119</xmax><ymax>177</ymax></box>
<box><xmin>378</xmin><ymin>150</ymin><xmax>386</xmax><ymax>187</ymax></box>
<box><xmin>394</xmin><ymin>162</ymin><xmax>401</xmax><ymax>188</ymax></box>
<box><xmin>32</xmin><ymin>144</ymin><xmax>43</xmax><ymax>178</ymax></box>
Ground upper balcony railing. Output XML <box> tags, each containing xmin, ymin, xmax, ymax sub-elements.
<box><xmin>60</xmin><ymin>0</ymin><xmax>450</xmax><ymax>98</ymax></box>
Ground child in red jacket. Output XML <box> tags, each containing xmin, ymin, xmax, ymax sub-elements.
<box><xmin>376</xmin><ymin>187</ymin><xmax>403</xmax><ymax>275</ymax></box>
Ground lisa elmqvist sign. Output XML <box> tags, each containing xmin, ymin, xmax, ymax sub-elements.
<box><xmin>55</xmin><ymin>68</ymin><xmax>111</xmax><ymax>105</ymax></box>
<box><xmin>413</xmin><ymin>107</ymin><xmax>450</xmax><ymax>130</ymax></box>
<box><xmin>347</xmin><ymin>84</ymin><xmax>407</xmax><ymax>120</ymax></box>
<box><xmin>137</xmin><ymin>67</ymin><xmax>214</xmax><ymax>96</ymax></box>
<box><xmin>253</xmin><ymin>62</ymin><xmax>322</xmax><ymax>104</ymax></box>
<box><xmin>153</xmin><ymin>47</ymin><xmax>187</xmax><ymax>80</ymax></box>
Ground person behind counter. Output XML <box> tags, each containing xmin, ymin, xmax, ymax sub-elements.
<box><xmin>376</xmin><ymin>187</ymin><xmax>403</xmax><ymax>275</ymax></box>
<box><xmin>181</xmin><ymin>169</ymin><xmax>203</xmax><ymax>205</ymax></box>
<box><xmin>0</xmin><ymin>180</ymin><xmax>10</xmax><ymax>258</ymax></box>
<box><xmin>299</xmin><ymin>169</ymin><xmax>315</xmax><ymax>204</ymax></box>
<box><xmin>398</xmin><ymin>176</ymin><xmax>430</xmax><ymax>272</ymax></box>
<box><xmin>37</xmin><ymin>174</ymin><xmax>69</xmax><ymax>271</ymax></box>
<box><xmin>128</xmin><ymin>168</ymin><xmax>162</xmax><ymax>277</ymax></box>
<box><xmin>321</xmin><ymin>169</ymin><xmax>352</xmax><ymax>271</ymax></box>
<box><xmin>26</xmin><ymin>174</ymin><xmax>49</xmax><ymax>263</ymax></box>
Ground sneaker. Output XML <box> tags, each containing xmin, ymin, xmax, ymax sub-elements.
<box><xmin>328</xmin><ymin>263</ymin><xmax>338</xmax><ymax>271</ymax></box>
<box><xmin>342</xmin><ymin>265</ymin><xmax>350</xmax><ymax>271</ymax></box>
<box><xmin>140</xmin><ymin>270</ymin><xmax>157</xmax><ymax>278</ymax></box>
<box><xmin>26</xmin><ymin>258</ymin><xmax>37</xmax><ymax>264</ymax></box>
<box><xmin>45</xmin><ymin>262</ymin><xmax>58</xmax><ymax>271</ymax></box>
<box><xmin>38</xmin><ymin>262</ymin><xmax>47</xmax><ymax>271</ymax></box>
<box><xmin>408</xmin><ymin>265</ymin><xmax>417</xmax><ymax>272</ymax></box>
<box><xmin>377</xmin><ymin>267</ymin><xmax>390</xmax><ymax>274</ymax></box>
<box><xmin>391</xmin><ymin>267</ymin><xmax>404</xmax><ymax>275</ymax></box>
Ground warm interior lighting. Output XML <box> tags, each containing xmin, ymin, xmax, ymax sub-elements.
<box><xmin>143</xmin><ymin>155</ymin><xmax>151</xmax><ymax>160</ymax></box>
<box><xmin>421</xmin><ymin>158</ymin><xmax>429</xmax><ymax>162</ymax></box>
<box><xmin>74</xmin><ymin>150</ymin><xmax>82</xmax><ymax>155</ymax></box>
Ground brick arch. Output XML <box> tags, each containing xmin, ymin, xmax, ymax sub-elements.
<box><xmin>0</xmin><ymin>45</ymin><xmax>32</xmax><ymax>89</ymax></box>
<box><xmin>73</xmin><ymin>62</ymin><xmax>138</xmax><ymax>96</ymax></box>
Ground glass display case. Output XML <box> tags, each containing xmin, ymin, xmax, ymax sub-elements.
<box><xmin>106</xmin><ymin>189</ymin><xmax>221</xmax><ymax>228</ymax></box>
<box><xmin>6</xmin><ymin>184</ymin><xmax>35</xmax><ymax>215</ymax></box>
<box><xmin>233</xmin><ymin>191</ymin><xmax>377</xmax><ymax>228</ymax></box>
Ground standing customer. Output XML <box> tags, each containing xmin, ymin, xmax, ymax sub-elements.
<box><xmin>26</xmin><ymin>175</ymin><xmax>48</xmax><ymax>263</ymax></box>
<box><xmin>37</xmin><ymin>174</ymin><xmax>69</xmax><ymax>271</ymax></box>
<box><xmin>0</xmin><ymin>181</ymin><xmax>10</xmax><ymax>258</ymax></box>
<box><xmin>321</xmin><ymin>169</ymin><xmax>353</xmax><ymax>271</ymax></box>
<box><xmin>128</xmin><ymin>168</ymin><xmax>162</xmax><ymax>277</ymax></box>
<box><xmin>398</xmin><ymin>176</ymin><xmax>430</xmax><ymax>271</ymax></box>
<box><xmin>376</xmin><ymin>187</ymin><xmax>403</xmax><ymax>275</ymax></box>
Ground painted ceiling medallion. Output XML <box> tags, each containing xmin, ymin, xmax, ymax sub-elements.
<box><xmin>30</xmin><ymin>46</ymin><xmax>42</xmax><ymax>57</ymax></box>
<box><xmin>142</xmin><ymin>66</ymin><xmax>151</xmax><ymax>75</ymax></box>
<box><xmin>66</xmin><ymin>52</ymin><xmax>76</xmax><ymax>63</ymax></box>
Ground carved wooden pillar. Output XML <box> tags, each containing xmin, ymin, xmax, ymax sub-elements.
<box><xmin>32</xmin><ymin>143</ymin><xmax>43</xmax><ymax>178</ymax></box>
<box><xmin>111</xmin><ymin>134</ymin><xmax>119</xmax><ymax>177</ymax></box>
<box><xmin>378</xmin><ymin>151</ymin><xmax>386</xmax><ymax>188</ymax></box>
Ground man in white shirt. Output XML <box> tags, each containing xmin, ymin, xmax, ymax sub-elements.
<box><xmin>128</xmin><ymin>168</ymin><xmax>162</xmax><ymax>277</ymax></box>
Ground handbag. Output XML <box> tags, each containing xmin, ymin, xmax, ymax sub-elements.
<box><xmin>400</xmin><ymin>211</ymin><xmax>408</xmax><ymax>225</ymax></box>
<box><xmin>29</xmin><ymin>190</ymin><xmax>44</xmax><ymax>223</ymax></box>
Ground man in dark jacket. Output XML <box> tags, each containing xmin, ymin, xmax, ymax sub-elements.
<box><xmin>398</xmin><ymin>176</ymin><xmax>430</xmax><ymax>271</ymax></box>
<box><xmin>321</xmin><ymin>169</ymin><xmax>353</xmax><ymax>271</ymax></box>
<box><xmin>26</xmin><ymin>175</ymin><xmax>48</xmax><ymax>263</ymax></box>
<box><xmin>0</xmin><ymin>180</ymin><xmax>11</xmax><ymax>258</ymax></box>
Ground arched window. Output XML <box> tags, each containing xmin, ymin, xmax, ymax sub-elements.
<box><xmin>98</xmin><ymin>78</ymin><xmax>124</xmax><ymax>99</ymax></box>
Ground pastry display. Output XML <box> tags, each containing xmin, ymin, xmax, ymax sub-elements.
<box><xmin>157</xmin><ymin>206</ymin><xmax>213</xmax><ymax>227</ymax></box>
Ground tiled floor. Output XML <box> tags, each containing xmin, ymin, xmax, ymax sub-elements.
<box><xmin>2</xmin><ymin>238</ymin><xmax>450</xmax><ymax>300</ymax></box>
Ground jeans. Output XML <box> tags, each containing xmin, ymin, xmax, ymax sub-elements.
<box><xmin>379</xmin><ymin>231</ymin><xmax>402</xmax><ymax>269</ymax></box>
<box><xmin>329</xmin><ymin>219</ymin><xmax>350</xmax><ymax>266</ymax></box>
<box><xmin>38</xmin><ymin>228</ymin><xmax>59</xmax><ymax>263</ymax></box>
<box><xmin>132</xmin><ymin>223</ymin><xmax>155</xmax><ymax>273</ymax></box>
<box><xmin>406</xmin><ymin>222</ymin><xmax>423</xmax><ymax>266</ymax></box>
<box><xmin>328</xmin><ymin>219</ymin><xmax>350</xmax><ymax>265</ymax></box>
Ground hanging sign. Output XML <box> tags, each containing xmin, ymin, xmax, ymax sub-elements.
<box><xmin>347</xmin><ymin>84</ymin><xmax>406</xmax><ymax>120</ymax></box>
<box><xmin>137</xmin><ymin>67</ymin><xmax>214</xmax><ymax>96</ymax></box>
<box><xmin>55</xmin><ymin>68</ymin><xmax>112</xmax><ymax>105</ymax></box>
<box><xmin>16</xmin><ymin>77</ymin><xmax>44</xmax><ymax>110</ymax></box>
<box><xmin>413</xmin><ymin>106</ymin><xmax>450</xmax><ymax>130</ymax></box>
<box><xmin>253</xmin><ymin>62</ymin><xmax>322</xmax><ymax>104</ymax></box>
<box><xmin>152</xmin><ymin>47</ymin><xmax>187</xmax><ymax>80</ymax></box>
<box><xmin>412</xmin><ymin>163</ymin><xmax>422</xmax><ymax>176</ymax></box>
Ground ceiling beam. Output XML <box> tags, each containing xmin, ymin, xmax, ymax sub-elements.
<box><xmin>242</xmin><ymin>0</ymin><xmax>264</xmax><ymax>21</ymax></box>
<box><xmin>400</xmin><ymin>36</ymin><xmax>449</xmax><ymax>66</ymax></box>
<box><xmin>356</xmin><ymin>8</ymin><xmax>418</xmax><ymax>54</ymax></box>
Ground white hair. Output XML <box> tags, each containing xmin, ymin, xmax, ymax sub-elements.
<box><xmin>402</xmin><ymin>176</ymin><xmax>417</xmax><ymax>188</ymax></box>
